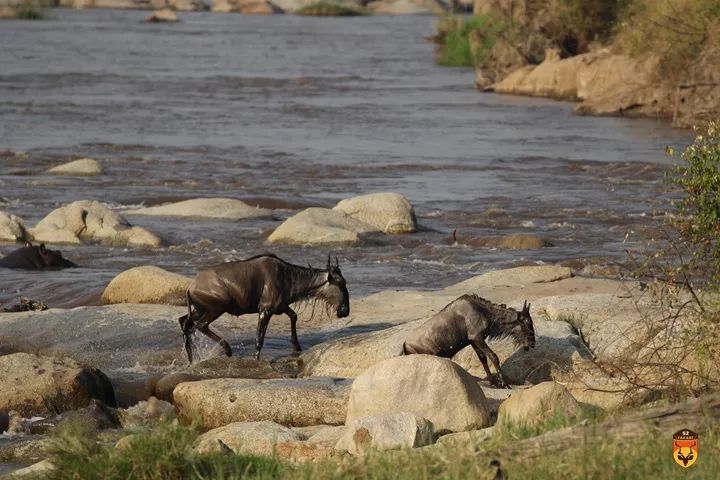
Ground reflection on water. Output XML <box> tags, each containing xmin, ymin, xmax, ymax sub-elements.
<box><xmin>0</xmin><ymin>9</ymin><xmax>692</xmax><ymax>308</ymax></box>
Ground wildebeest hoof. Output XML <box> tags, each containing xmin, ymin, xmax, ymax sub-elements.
<box><xmin>220</xmin><ymin>340</ymin><xmax>232</xmax><ymax>357</ymax></box>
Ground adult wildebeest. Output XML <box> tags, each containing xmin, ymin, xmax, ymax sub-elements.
<box><xmin>402</xmin><ymin>294</ymin><xmax>535</xmax><ymax>388</ymax></box>
<box><xmin>179</xmin><ymin>253</ymin><xmax>350</xmax><ymax>363</ymax></box>
<box><xmin>0</xmin><ymin>242</ymin><xmax>78</xmax><ymax>270</ymax></box>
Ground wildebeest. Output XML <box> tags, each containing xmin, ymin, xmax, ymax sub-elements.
<box><xmin>179</xmin><ymin>253</ymin><xmax>350</xmax><ymax>363</ymax></box>
<box><xmin>0</xmin><ymin>242</ymin><xmax>78</xmax><ymax>270</ymax></box>
<box><xmin>402</xmin><ymin>294</ymin><xmax>535</xmax><ymax>388</ymax></box>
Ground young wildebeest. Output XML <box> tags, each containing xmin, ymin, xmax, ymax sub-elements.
<box><xmin>402</xmin><ymin>294</ymin><xmax>535</xmax><ymax>388</ymax></box>
<box><xmin>0</xmin><ymin>242</ymin><xmax>78</xmax><ymax>270</ymax></box>
<box><xmin>179</xmin><ymin>254</ymin><xmax>350</xmax><ymax>363</ymax></box>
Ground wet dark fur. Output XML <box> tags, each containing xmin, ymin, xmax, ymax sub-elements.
<box><xmin>179</xmin><ymin>253</ymin><xmax>349</xmax><ymax>363</ymax></box>
<box><xmin>402</xmin><ymin>294</ymin><xmax>535</xmax><ymax>388</ymax></box>
<box><xmin>0</xmin><ymin>242</ymin><xmax>77</xmax><ymax>270</ymax></box>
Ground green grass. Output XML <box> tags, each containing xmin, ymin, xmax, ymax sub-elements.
<box><xmin>37</xmin><ymin>412</ymin><xmax>720</xmax><ymax>479</ymax></box>
<box><xmin>41</xmin><ymin>420</ymin><xmax>286</xmax><ymax>480</ymax></box>
<box><xmin>614</xmin><ymin>0</ymin><xmax>720</xmax><ymax>79</ymax></box>
<box><xmin>15</xmin><ymin>4</ymin><xmax>44</xmax><ymax>19</ymax></box>
<box><xmin>435</xmin><ymin>15</ymin><xmax>503</xmax><ymax>67</ymax></box>
<box><xmin>295</xmin><ymin>2</ymin><xmax>368</xmax><ymax>16</ymax></box>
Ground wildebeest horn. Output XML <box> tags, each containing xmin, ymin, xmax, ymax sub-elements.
<box><xmin>327</xmin><ymin>254</ymin><xmax>331</xmax><ymax>270</ymax></box>
<box><xmin>522</xmin><ymin>300</ymin><xmax>528</xmax><ymax>312</ymax></box>
<box><xmin>335</xmin><ymin>256</ymin><xmax>339</xmax><ymax>267</ymax></box>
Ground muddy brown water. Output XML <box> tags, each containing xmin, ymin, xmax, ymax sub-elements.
<box><xmin>0</xmin><ymin>12</ymin><xmax>691</xmax><ymax>314</ymax></box>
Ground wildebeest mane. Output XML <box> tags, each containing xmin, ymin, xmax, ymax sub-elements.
<box><xmin>454</xmin><ymin>294</ymin><xmax>524</xmax><ymax>342</ymax></box>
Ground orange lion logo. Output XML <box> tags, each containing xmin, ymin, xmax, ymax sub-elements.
<box><xmin>673</xmin><ymin>429</ymin><xmax>699</xmax><ymax>468</ymax></box>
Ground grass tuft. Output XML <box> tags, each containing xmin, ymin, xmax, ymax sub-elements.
<box><xmin>43</xmin><ymin>419</ymin><xmax>286</xmax><ymax>480</ymax></box>
<box><xmin>295</xmin><ymin>2</ymin><xmax>369</xmax><ymax>16</ymax></box>
<box><xmin>435</xmin><ymin>15</ymin><xmax>502</xmax><ymax>67</ymax></box>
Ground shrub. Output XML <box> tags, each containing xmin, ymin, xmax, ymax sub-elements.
<box><xmin>295</xmin><ymin>2</ymin><xmax>368</xmax><ymax>16</ymax></box>
<box><xmin>435</xmin><ymin>15</ymin><xmax>504</xmax><ymax>67</ymax></box>
<box><xmin>615</xmin><ymin>0</ymin><xmax>720</xmax><ymax>79</ymax></box>
<box><xmin>16</xmin><ymin>2</ymin><xmax>45</xmax><ymax>20</ymax></box>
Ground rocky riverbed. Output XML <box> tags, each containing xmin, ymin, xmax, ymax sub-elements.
<box><xmin>0</xmin><ymin>261</ymin><xmax>667</xmax><ymax>472</ymax></box>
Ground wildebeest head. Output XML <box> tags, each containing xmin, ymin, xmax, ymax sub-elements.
<box><xmin>317</xmin><ymin>255</ymin><xmax>350</xmax><ymax>318</ymax></box>
<box><xmin>32</xmin><ymin>242</ymin><xmax>78</xmax><ymax>269</ymax></box>
<box><xmin>512</xmin><ymin>300</ymin><xmax>535</xmax><ymax>351</ymax></box>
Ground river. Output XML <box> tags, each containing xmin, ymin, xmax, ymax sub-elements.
<box><xmin>0</xmin><ymin>9</ymin><xmax>692</xmax><ymax>308</ymax></box>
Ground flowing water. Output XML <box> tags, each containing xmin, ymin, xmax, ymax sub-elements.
<box><xmin>0</xmin><ymin>9</ymin><xmax>693</xmax><ymax>309</ymax></box>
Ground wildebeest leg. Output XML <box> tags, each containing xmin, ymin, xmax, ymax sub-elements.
<box><xmin>255</xmin><ymin>310</ymin><xmax>271</xmax><ymax>360</ymax></box>
<box><xmin>284</xmin><ymin>306</ymin><xmax>301</xmax><ymax>352</ymax></box>
<box><xmin>198</xmin><ymin>324</ymin><xmax>232</xmax><ymax>357</ymax></box>
<box><xmin>470</xmin><ymin>343</ymin><xmax>494</xmax><ymax>382</ymax></box>
<box><xmin>471</xmin><ymin>337</ymin><xmax>509</xmax><ymax>388</ymax></box>
<box><xmin>193</xmin><ymin>309</ymin><xmax>225</xmax><ymax>360</ymax></box>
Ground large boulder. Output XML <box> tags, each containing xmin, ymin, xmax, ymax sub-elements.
<box><xmin>346</xmin><ymin>355</ymin><xmax>491</xmax><ymax>434</ymax></box>
<box><xmin>29</xmin><ymin>200</ymin><xmax>163</xmax><ymax>247</ymax></box>
<box><xmin>123</xmin><ymin>198</ymin><xmax>272</xmax><ymax>220</ymax></box>
<box><xmin>335</xmin><ymin>412</ymin><xmax>434</xmax><ymax>455</ymax></box>
<box><xmin>101</xmin><ymin>266</ymin><xmax>192</xmax><ymax>306</ymax></box>
<box><xmin>29</xmin><ymin>201</ymin><xmax>163</xmax><ymax>247</ymax></box>
<box><xmin>45</xmin><ymin>158</ymin><xmax>103</xmax><ymax>176</ymax></box>
<box><xmin>496</xmin><ymin>381</ymin><xmax>581</xmax><ymax>427</ymax></box>
<box><xmin>300</xmin><ymin>320</ymin><xmax>420</xmax><ymax>378</ymax></box>
<box><xmin>267</xmin><ymin>208</ymin><xmax>375</xmax><ymax>245</ymax></box>
<box><xmin>333</xmin><ymin>193</ymin><xmax>416</xmax><ymax>234</ymax></box>
<box><xmin>0</xmin><ymin>353</ymin><xmax>116</xmax><ymax>417</ymax></box>
<box><xmin>174</xmin><ymin>377</ymin><xmax>352</xmax><ymax>428</ymax></box>
<box><xmin>367</xmin><ymin>0</ymin><xmax>434</xmax><ymax>14</ymax></box>
<box><xmin>194</xmin><ymin>421</ymin><xmax>302</xmax><ymax>456</ymax></box>
<box><xmin>0</xmin><ymin>211</ymin><xmax>28</xmax><ymax>242</ymax></box>
<box><xmin>452</xmin><ymin>320</ymin><xmax>593</xmax><ymax>384</ymax></box>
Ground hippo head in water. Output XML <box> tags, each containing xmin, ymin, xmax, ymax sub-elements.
<box><xmin>0</xmin><ymin>242</ymin><xmax>78</xmax><ymax>270</ymax></box>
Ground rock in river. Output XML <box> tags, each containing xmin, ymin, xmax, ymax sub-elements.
<box><xmin>123</xmin><ymin>198</ymin><xmax>273</xmax><ymax>220</ymax></box>
<box><xmin>29</xmin><ymin>200</ymin><xmax>164</xmax><ymax>247</ymax></box>
<box><xmin>333</xmin><ymin>192</ymin><xmax>417</xmax><ymax>234</ymax></box>
<box><xmin>0</xmin><ymin>211</ymin><xmax>28</xmax><ymax>242</ymax></box>
<box><xmin>267</xmin><ymin>207</ymin><xmax>375</xmax><ymax>245</ymax></box>
<box><xmin>101</xmin><ymin>266</ymin><xmax>192</xmax><ymax>306</ymax></box>
<box><xmin>45</xmin><ymin>158</ymin><xmax>103</xmax><ymax>176</ymax></box>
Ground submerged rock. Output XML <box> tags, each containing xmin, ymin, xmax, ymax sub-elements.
<box><xmin>268</xmin><ymin>207</ymin><xmax>375</xmax><ymax>245</ymax></box>
<box><xmin>29</xmin><ymin>200</ymin><xmax>164</xmax><ymax>247</ymax></box>
<box><xmin>0</xmin><ymin>211</ymin><xmax>28</xmax><ymax>242</ymax></box>
<box><xmin>212</xmin><ymin>0</ymin><xmax>284</xmax><ymax>13</ymax></box>
<box><xmin>0</xmin><ymin>352</ymin><xmax>116</xmax><ymax>417</ymax></box>
<box><xmin>101</xmin><ymin>266</ymin><xmax>192</xmax><ymax>306</ymax></box>
<box><xmin>123</xmin><ymin>198</ymin><xmax>273</xmax><ymax>220</ymax></box>
<box><xmin>174</xmin><ymin>377</ymin><xmax>351</xmax><ymax>428</ymax></box>
<box><xmin>119</xmin><ymin>397</ymin><xmax>175</xmax><ymax>428</ymax></box>
<box><xmin>45</xmin><ymin>158</ymin><xmax>103</xmax><ymax>176</ymax></box>
<box><xmin>346</xmin><ymin>355</ymin><xmax>491</xmax><ymax>434</ymax></box>
<box><xmin>194</xmin><ymin>420</ymin><xmax>302</xmax><ymax>456</ymax></box>
<box><xmin>333</xmin><ymin>192</ymin><xmax>416</xmax><ymax>234</ymax></box>
<box><xmin>146</xmin><ymin>8</ymin><xmax>179</xmax><ymax>22</ymax></box>
<box><xmin>335</xmin><ymin>412</ymin><xmax>434</xmax><ymax>455</ymax></box>
<box><xmin>27</xmin><ymin>399</ymin><xmax>120</xmax><ymax>434</ymax></box>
